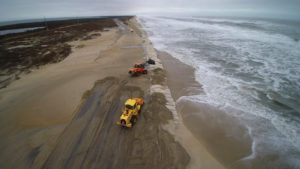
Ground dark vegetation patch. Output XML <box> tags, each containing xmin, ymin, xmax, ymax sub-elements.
<box><xmin>0</xmin><ymin>16</ymin><xmax>133</xmax><ymax>89</ymax></box>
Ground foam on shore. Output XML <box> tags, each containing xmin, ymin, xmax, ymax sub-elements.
<box><xmin>134</xmin><ymin>16</ymin><xmax>226</xmax><ymax>169</ymax></box>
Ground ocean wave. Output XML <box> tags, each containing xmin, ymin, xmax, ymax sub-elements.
<box><xmin>139</xmin><ymin>15</ymin><xmax>300</xmax><ymax>168</ymax></box>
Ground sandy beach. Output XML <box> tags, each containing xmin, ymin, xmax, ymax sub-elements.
<box><xmin>0</xmin><ymin>16</ymin><xmax>232</xmax><ymax>169</ymax></box>
<box><xmin>158</xmin><ymin>51</ymin><xmax>253</xmax><ymax>169</ymax></box>
<box><xmin>0</xmin><ymin>17</ymin><xmax>191</xmax><ymax>169</ymax></box>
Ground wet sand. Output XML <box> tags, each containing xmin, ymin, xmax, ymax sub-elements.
<box><xmin>0</xmin><ymin>17</ymin><xmax>189</xmax><ymax>169</ymax></box>
<box><xmin>157</xmin><ymin>51</ymin><xmax>253</xmax><ymax>168</ymax></box>
<box><xmin>133</xmin><ymin>17</ymin><xmax>227</xmax><ymax>168</ymax></box>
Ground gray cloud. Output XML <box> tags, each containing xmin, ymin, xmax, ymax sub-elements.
<box><xmin>0</xmin><ymin>0</ymin><xmax>299</xmax><ymax>21</ymax></box>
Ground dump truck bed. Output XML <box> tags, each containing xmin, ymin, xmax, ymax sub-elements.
<box><xmin>131</xmin><ymin>97</ymin><xmax>144</xmax><ymax>105</ymax></box>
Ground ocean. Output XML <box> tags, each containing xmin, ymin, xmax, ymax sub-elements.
<box><xmin>139</xmin><ymin>16</ymin><xmax>300</xmax><ymax>168</ymax></box>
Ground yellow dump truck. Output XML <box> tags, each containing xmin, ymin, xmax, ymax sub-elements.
<box><xmin>117</xmin><ymin>98</ymin><xmax>144</xmax><ymax>127</ymax></box>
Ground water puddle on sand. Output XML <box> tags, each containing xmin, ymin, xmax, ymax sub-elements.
<box><xmin>0</xmin><ymin>27</ymin><xmax>45</xmax><ymax>36</ymax></box>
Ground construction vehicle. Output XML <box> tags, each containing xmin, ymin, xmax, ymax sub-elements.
<box><xmin>117</xmin><ymin>98</ymin><xmax>144</xmax><ymax>127</ymax></box>
<box><xmin>128</xmin><ymin>62</ymin><xmax>147</xmax><ymax>76</ymax></box>
<box><xmin>128</xmin><ymin>59</ymin><xmax>155</xmax><ymax>76</ymax></box>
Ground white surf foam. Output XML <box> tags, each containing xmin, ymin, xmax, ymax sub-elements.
<box><xmin>138</xmin><ymin>15</ymin><xmax>300</xmax><ymax>167</ymax></box>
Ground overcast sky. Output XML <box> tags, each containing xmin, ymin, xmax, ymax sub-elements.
<box><xmin>0</xmin><ymin>0</ymin><xmax>300</xmax><ymax>21</ymax></box>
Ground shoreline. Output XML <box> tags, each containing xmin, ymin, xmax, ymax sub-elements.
<box><xmin>139</xmin><ymin>15</ymin><xmax>300</xmax><ymax>169</ymax></box>
<box><xmin>156</xmin><ymin>51</ymin><xmax>227</xmax><ymax>169</ymax></box>
<box><xmin>156</xmin><ymin>48</ymin><xmax>300</xmax><ymax>169</ymax></box>
<box><xmin>157</xmin><ymin>50</ymin><xmax>254</xmax><ymax>168</ymax></box>
<box><xmin>135</xmin><ymin>18</ymin><xmax>227</xmax><ymax>169</ymax></box>
<box><xmin>0</xmin><ymin>15</ymin><xmax>252</xmax><ymax>169</ymax></box>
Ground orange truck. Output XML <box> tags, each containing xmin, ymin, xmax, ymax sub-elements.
<box><xmin>128</xmin><ymin>62</ymin><xmax>147</xmax><ymax>76</ymax></box>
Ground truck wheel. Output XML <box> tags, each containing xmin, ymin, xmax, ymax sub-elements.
<box><xmin>131</xmin><ymin>116</ymin><xmax>137</xmax><ymax>126</ymax></box>
<box><xmin>143</xmin><ymin>70</ymin><xmax>147</xmax><ymax>74</ymax></box>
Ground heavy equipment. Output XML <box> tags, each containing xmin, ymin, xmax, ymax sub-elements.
<box><xmin>128</xmin><ymin>62</ymin><xmax>147</xmax><ymax>76</ymax></box>
<box><xmin>128</xmin><ymin>59</ymin><xmax>155</xmax><ymax>77</ymax></box>
<box><xmin>117</xmin><ymin>98</ymin><xmax>144</xmax><ymax>127</ymax></box>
